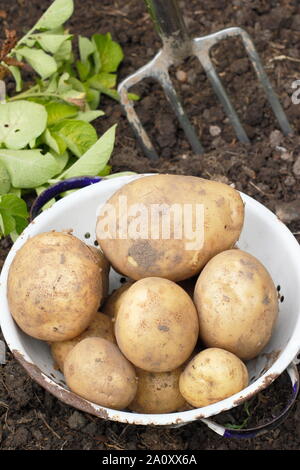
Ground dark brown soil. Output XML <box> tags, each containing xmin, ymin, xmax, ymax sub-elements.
<box><xmin>0</xmin><ymin>0</ymin><xmax>300</xmax><ymax>450</ymax></box>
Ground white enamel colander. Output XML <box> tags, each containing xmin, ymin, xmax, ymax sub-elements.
<box><xmin>0</xmin><ymin>173</ymin><xmax>299</xmax><ymax>438</ymax></box>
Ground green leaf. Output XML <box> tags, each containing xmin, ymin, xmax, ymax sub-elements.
<box><xmin>57</xmin><ymin>72</ymin><xmax>72</xmax><ymax>92</ymax></box>
<box><xmin>76</xmin><ymin>110</ymin><xmax>104</xmax><ymax>122</ymax></box>
<box><xmin>17</xmin><ymin>47</ymin><xmax>57</xmax><ymax>79</ymax></box>
<box><xmin>7</xmin><ymin>66</ymin><xmax>22</xmax><ymax>92</ymax></box>
<box><xmin>30</xmin><ymin>33</ymin><xmax>73</xmax><ymax>54</ymax></box>
<box><xmin>78</xmin><ymin>36</ymin><xmax>95</xmax><ymax>63</ymax></box>
<box><xmin>54</xmin><ymin>39</ymin><xmax>73</xmax><ymax>64</ymax></box>
<box><xmin>35</xmin><ymin>0</ymin><xmax>74</xmax><ymax>30</ymax></box>
<box><xmin>60</xmin><ymin>124</ymin><xmax>116</xmax><ymax>179</ymax></box>
<box><xmin>45</xmin><ymin>74</ymin><xmax>59</xmax><ymax>93</ymax></box>
<box><xmin>51</xmin><ymin>120</ymin><xmax>97</xmax><ymax>157</ymax></box>
<box><xmin>49</xmin><ymin>150</ymin><xmax>69</xmax><ymax>174</ymax></box>
<box><xmin>88</xmin><ymin>72</ymin><xmax>117</xmax><ymax>89</ymax></box>
<box><xmin>0</xmin><ymin>193</ymin><xmax>28</xmax><ymax>237</ymax></box>
<box><xmin>0</xmin><ymin>162</ymin><xmax>11</xmax><ymax>195</ymax></box>
<box><xmin>14</xmin><ymin>215</ymin><xmax>29</xmax><ymax>234</ymax></box>
<box><xmin>0</xmin><ymin>149</ymin><xmax>60</xmax><ymax>188</ymax></box>
<box><xmin>76</xmin><ymin>60</ymin><xmax>91</xmax><ymax>82</ymax></box>
<box><xmin>99</xmin><ymin>164</ymin><xmax>111</xmax><ymax>176</ymax></box>
<box><xmin>128</xmin><ymin>93</ymin><xmax>140</xmax><ymax>101</ymax></box>
<box><xmin>42</xmin><ymin>128</ymin><xmax>67</xmax><ymax>154</ymax></box>
<box><xmin>45</xmin><ymin>102</ymin><xmax>78</xmax><ymax>126</ymax></box>
<box><xmin>66</xmin><ymin>76</ymin><xmax>86</xmax><ymax>92</ymax></box>
<box><xmin>86</xmin><ymin>88</ymin><xmax>100</xmax><ymax>109</ymax></box>
<box><xmin>0</xmin><ymin>101</ymin><xmax>47</xmax><ymax>149</ymax></box>
<box><xmin>92</xmin><ymin>33</ymin><xmax>124</xmax><ymax>73</ymax></box>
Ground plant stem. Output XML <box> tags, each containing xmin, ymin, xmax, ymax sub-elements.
<box><xmin>8</xmin><ymin>91</ymin><xmax>70</xmax><ymax>103</ymax></box>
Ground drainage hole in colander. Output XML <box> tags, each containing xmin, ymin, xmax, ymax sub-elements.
<box><xmin>120</xmin><ymin>277</ymin><xmax>127</xmax><ymax>284</ymax></box>
<box><xmin>94</xmin><ymin>240</ymin><xmax>99</xmax><ymax>246</ymax></box>
<box><xmin>280</xmin><ymin>295</ymin><xmax>284</xmax><ymax>303</ymax></box>
<box><xmin>277</xmin><ymin>285</ymin><xmax>281</xmax><ymax>291</ymax></box>
<box><xmin>84</xmin><ymin>232</ymin><xmax>91</xmax><ymax>239</ymax></box>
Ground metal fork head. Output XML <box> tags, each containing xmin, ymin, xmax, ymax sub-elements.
<box><xmin>118</xmin><ymin>1</ymin><xmax>293</xmax><ymax>159</ymax></box>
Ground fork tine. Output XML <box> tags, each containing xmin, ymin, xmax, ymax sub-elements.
<box><xmin>155</xmin><ymin>70</ymin><xmax>204</xmax><ymax>154</ymax></box>
<box><xmin>118</xmin><ymin>57</ymin><xmax>160</xmax><ymax>160</ymax></box>
<box><xmin>193</xmin><ymin>47</ymin><xmax>250</xmax><ymax>144</ymax></box>
<box><xmin>194</xmin><ymin>27</ymin><xmax>293</xmax><ymax>137</ymax></box>
<box><xmin>238</xmin><ymin>28</ymin><xmax>293</xmax><ymax>136</ymax></box>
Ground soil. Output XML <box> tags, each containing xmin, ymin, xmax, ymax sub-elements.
<box><xmin>0</xmin><ymin>0</ymin><xmax>300</xmax><ymax>451</ymax></box>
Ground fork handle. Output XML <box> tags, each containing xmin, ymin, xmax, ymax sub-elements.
<box><xmin>144</xmin><ymin>0</ymin><xmax>191</xmax><ymax>61</ymax></box>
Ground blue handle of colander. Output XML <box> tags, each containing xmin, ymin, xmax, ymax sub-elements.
<box><xmin>200</xmin><ymin>363</ymin><xmax>299</xmax><ymax>439</ymax></box>
<box><xmin>30</xmin><ymin>176</ymin><xmax>102</xmax><ymax>221</ymax></box>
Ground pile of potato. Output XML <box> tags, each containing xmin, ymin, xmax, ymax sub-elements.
<box><xmin>7</xmin><ymin>174</ymin><xmax>279</xmax><ymax>413</ymax></box>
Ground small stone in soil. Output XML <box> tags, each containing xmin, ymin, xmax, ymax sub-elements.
<box><xmin>269</xmin><ymin>130</ymin><xmax>283</xmax><ymax>147</ymax></box>
<box><xmin>275</xmin><ymin>199</ymin><xmax>300</xmax><ymax>223</ymax></box>
<box><xmin>284</xmin><ymin>176</ymin><xmax>296</xmax><ymax>187</ymax></box>
<box><xmin>68</xmin><ymin>411</ymin><xmax>87</xmax><ymax>430</ymax></box>
<box><xmin>176</xmin><ymin>70</ymin><xmax>187</xmax><ymax>82</ymax></box>
<box><xmin>292</xmin><ymin>155</ymin><xmax>300</xmax><ymax>177</ymax></box>
<box><xmin>209</xmin><ymin>125</ymin><xmax>221</xmax><ymax>137</ymax></box>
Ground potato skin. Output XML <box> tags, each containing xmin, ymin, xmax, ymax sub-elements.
<box><xmin>7</xmin><ymin>232</ymin><xmax>103</xmax><ymax>342</ymax></box>
<box><xmin>102</xmin><ymin>281</ymin><xmax>134</xmax><ymax>321</ymax></box>
<box><xmin>115</xmin><ymin>277</ymin><xmax>199</xmax><ymax>372</ymax></box>
<box><xmin>51</xmin><ymin>312</ymin><xmax>115</xmax><ymax>372</ymax></box>
<box><xmin>129</xmin><ymin>367</ymin><xmax>186</xmax><ymax>414</ymax></box>
<box><xmin>88</xmin><ymin>246</ymin><xmax>110</xmax><ymax>302</ymax></box>
<box><xmin>179</xmin><ymin>348</ymin><xmax>249</xmax><ymax>408</ymax></box>
<box><xmin>96</xmin><ymin>174</ymin><xmax>244</xmax><ymax>282</ymax></box>
<box><xmin>64</xmin><ymin>337</ymin><xmax>138</xmax><ymax>410</ymax></box>
<box><xmin>194</xmin><ymin>249</ymin><xmax>279</xmax><ymax>360</ymax></box>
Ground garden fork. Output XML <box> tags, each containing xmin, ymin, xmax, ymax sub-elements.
<box><xmin>118</xmin><ymin>0</ymin><xmax>293</xmax><ymax>159</ymax></box>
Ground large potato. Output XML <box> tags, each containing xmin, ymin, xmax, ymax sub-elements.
<box><xmin>51</xmin><ymin>312</ymin><xmax>115</xmax><ymax>372</ymax></box>
<box><xmin>179</xmin><ymin>348</ymin><xmax>249</xmax><ymax>408</ymax></box>
<box><xmin>194</xmin><ymin>249</ymin><xmax>279</xmax><ymax>360</ymax></box>
<box><xmin>96</xmin><ymin>174</ymin><xmax>244</xmax><ymax>281</ymax></box>
<box><xmin>7</xmin><ymin>232</ymin><xmax>103</xmax><ymax>342</ymax></box>
<box><xmin>115</xmin><ymin>277</ymin><xmax>199</xmax><ymax>372</ymax></box>
<box><xmin>64</xmin><ymin>337</ymin><xmax>138</xmax><ymax>410</ymax></box>
<box><xmin>129</xmin><ymin>366</ymin><xmax>186</xmax><ymax>414</ymax></box>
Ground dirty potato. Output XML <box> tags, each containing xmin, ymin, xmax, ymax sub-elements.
<box><xmin>96</xmin><ymin>174</ymin><xmax>244</xmax><ymax>281</ymax></box>
<box><xmin>51</xmin><ymin>312</ymin><xmax>115</xmax><ymax>372</ymax></box>
<box><xmin>7</xmin><ymin>232</ymin><xmax>103</xmax><ymax>342</ymax></box>
<box><xmin>64</xmin><ymin>337</ymin><xmax>138</xmax><ymax>410</ymax></box>
<box><xmin>179</xmin><ymin>348</ymin><xmax>249</xmax><ymax>408</ymax></box>
<box><xmin>194</xmin><ymin>249</ymin><xmax>279</xmax><ymax>360</ymax></box>
<box><xmin>129</xmin><ymin>366</ymin><xmax>186</xmax><ymax>414</ymax></box>
<box><xmin>115</xmin><ymin>277</ymin><xmax>199</xmax><ymax>372</ymax></box>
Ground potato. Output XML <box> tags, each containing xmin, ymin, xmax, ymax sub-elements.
<box><xmin>96</xmin><ymin>174</ymin><xmax>244</xmax><ymax>282</ymax></box>
<box><xmin>194</xmin><ymin>249</ymin><xmax>278</xmax><ymax>360</ymax></box>
<box><xmin>179</xmin><ymin>348</ymin><xmax>249</xmax><ymax>408</ymax></box>
<box><xmin>115</xmin><ymin>277</ymin><xmax>199</xmax><ymax>372</ymax></box>
<box><xmin>102</xmin><ymin>281</ymin><xmax>134</xmax><ymax>321</ymax></box>
<box><xmin>88</xmin><ymin>246</ymin><xmax>110</xmax><ymax>302</ymax></box>
<box><xmin>51</xmin><ymin>312</ymin><xmax>115</xmax><ymax>372</ymax></box>
<box><xmin>7</xmin><ymin>232</ymin><xmax>103</xmax><ymax>342</ymax></box>
<box><xmin>129</xmin><ymin>366</ymin><xmax>186</xmax><ymax>414</ymax></box>
<box><xmin>64</xmin><ymin>337</ymin><xmax>138</xmax><ymax>410</ymax></box>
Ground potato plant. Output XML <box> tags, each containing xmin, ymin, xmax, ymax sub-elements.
<box><xmin>0</xmin><ymin>0</ymin><xmax>136</xmax><ymax>240</ymax></box>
